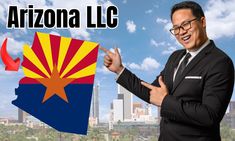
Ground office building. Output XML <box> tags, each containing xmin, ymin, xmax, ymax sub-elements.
<box><xmin>112</xmin><ymin>99</ymin><xmax>124</xmax><ymax>122</ymax></box>
<box><xmin>117</xmin><ymin>84</ymin><xmax>133</xmax><ymax>121</ymax></box>
<box><xmin>18</xmin><ymin>108</ymin><xmax>28</xmax><ymax>123</ymax></box>
<box><xmin>90</xmin><ymin>84</ymin><xmax>99</xmax><ymax>123</ymax></box>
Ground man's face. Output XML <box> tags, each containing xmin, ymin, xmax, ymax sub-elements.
<box><xmin>171</xmin><ymin>9</ymin><xmax>207</xmax><ymax>51</ymax></box>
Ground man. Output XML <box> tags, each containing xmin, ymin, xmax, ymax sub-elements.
<box><xmin>100</xmin><ymin>1</ymin><xmax>234</xmax><ymax>141</ymax></box>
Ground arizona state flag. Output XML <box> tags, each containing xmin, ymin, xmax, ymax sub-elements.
<box><xmin>12</xmin><ymin>32</ymin><xmax>99</xmax><ymax>134</ymax></box>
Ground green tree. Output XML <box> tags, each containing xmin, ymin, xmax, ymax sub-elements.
<box><xmin>220</xmin><ymin>122</ymin><xmax>235</xmax><ymax>141</ymax></box>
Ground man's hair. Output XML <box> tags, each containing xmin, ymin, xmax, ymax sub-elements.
<box><xmin>171</xmin><ymin>1</ymin><xmax>205</xmax><ymax>21</ymax></box>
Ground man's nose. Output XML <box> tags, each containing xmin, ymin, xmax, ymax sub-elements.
<box><xmin>179</xmin><ymin>27</ymin><xmax>187</xmax><ymax>35</ymax></box>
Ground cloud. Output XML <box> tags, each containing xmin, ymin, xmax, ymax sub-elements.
<box><xmin>69</xmin><ymin>28</ymin><xmax>91</xmax><ymax>40</ymax></box>
<box><xmin>145</xmin><ymin>9</ymin><xmax>153</xmax><ymax>14</ymax></box>
<box><xmin>157</xmin><ymin>0</ymin><xmax>235</xmax><ymax>40</ymax></box>
<box><xmin>0</xmin><ymin>34</ymin><xmax>24</xmax><ymax>55</ymax></box>
<box><xmin>102</xmin><ymin>0</ymin><xmax>115</xmax><ymax>9</ymax></box>
<box><xmin>0</xmin><ymin>3</ymin><xmax>6</xmax><ymax>24</ymax></box>
<box><xmin>109</xmin><ymin>47</ymin><xmax>121</xmax><ymax>54</ymax></box>
<box><xmin>160</xmin><ymin>20</ymin><xmax>179</xmax><ymax>43</ymax></box>
<box><xmin>154</xmin><ymin>5</ymin><xmax>159</xmax><ymax>8</ymax></box>
<box><xmin>156</xmin><ymin>17</ymin><xmax>174</xmax><ymax>38</ymax></box>
<box><xmin>48</xmin><ymin>0</ymin><xmax>116</xmax><ymax>40</ymax></box>
<box><xmin>96</xmin><ymin>66</ymin><xmax>112</xmax><ymax>74</ymax></box>
<box><xmin>164</xmin><ymin>22</ymin><xmax>172</xmax><ymax>32</ymax></box>
<box><xmin>0</xmin><ymin>64</ymin><xmax>24</xmax><ymax>78</ymax></box>
<box><xmin>150</xmin><ymin>39</ymin><xmax>178</xmax><ymax>55</ymax></box>
<box><xmin>142</xmin><ymin>27</ymin><xmax>146</xmax><ymax>31</ymax></box>
<box><xmin>122</xmin><ymin>0</ymin><xmax>127</xmax><ymax>4</ymax></box>
<box><xmin>162</xmin><ymin>46</ymin><xmax>177</xmax><ymax>55</ymax></box>
<box><xmin>150</xmin><ymin>39</ymin><xmax>166</xmax><ymax>47</ymax></box>
<box><xmin>126</xmin><ymin>20</ymin><xmax>136</xmax><ymax>33</ymax></box>
<box><xmin>49</xmin><ymin>31</ymin><xmax>60</xmax><ymax>36</ymax></box>
<box><xmin>94</xmin><ymin>76</ymin><xmax>107</xmax><ymax>85</ymax></box>
<box><xmin>99</xmin><ymin>52</ymin><xmax>106</xmax><ymax>58</ymax></box>
<box><xmin>98</xmin><ymin>47</ymin><xmax>121</xmax><ymax>59</ymax></box>
<box><xmin>98</xmin><ymin>47</ymin><xmax>122</xmax><ymax>57</ymax></box>
<box><xmin>156</xmin><ymin>18</ymin><xmax>168</xmax><ymax>24</ymax></box>
<box><xmin>128</xmin><ymin>57</ymin><xmax>160</xmax><ymax>71</ymax></box>
<box><xmin>205</xmin><ymin>0</ymin><xmax>235</xmax><ymax>39</ymax></box>
<box><xmin>0</xmin><ymin>0</ymin><xmax>116</xmax><ymax>40</ymax></box>
<box><xmin>0</xmin><ymin>0</ymin><xmax>48</xmax><ymax>24</ymax></box>
<box><xmin>98</xmin><ymin>55</ymin><xmax>160</xmax><ymax>73</ymax></box>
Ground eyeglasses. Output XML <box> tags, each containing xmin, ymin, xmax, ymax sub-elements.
<box><xmin>169</xmin><ymin>18</ymin><xmax>198</xmax><ymax>35</ymax></box>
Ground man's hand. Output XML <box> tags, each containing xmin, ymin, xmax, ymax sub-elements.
<box><xmin>141</xmin><ymin>76</ymin><xmax>168</xmax><ymax>107</ymax></box>
<box><xmin>99</xmin><ymin>46</ymin><xmax>124</xmax><ymax>74</ymax></box>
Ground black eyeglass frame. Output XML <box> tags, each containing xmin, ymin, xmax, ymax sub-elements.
<box><xmin>169</xmin><ymin>18</ymin><xmax>199</xmax><ymax>35</ymax></box>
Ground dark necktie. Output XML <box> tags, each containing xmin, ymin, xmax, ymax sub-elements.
<box><xmin>174</xmin><ymin>53</ymin><xmax>191</xmax><ymax>82</ymax></box>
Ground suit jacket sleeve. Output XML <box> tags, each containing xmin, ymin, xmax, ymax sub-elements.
<box><xmin>116</xmin><ymin>68</ymin><xmax>151</xmax><ymax>103</ymax></box>
<box><xmin>116</xmin><ymin>52</ymin><xmax>176</xmax><ymax>103</ymax></box>
<box><xmin>161</xmin><ymin>56</ymin><xmax>234</xmax><ymax>127</ymax></box>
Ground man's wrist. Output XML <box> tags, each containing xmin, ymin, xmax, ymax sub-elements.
<box><xmin>115</xmin><ymin>66</ymin><xmax>125</xmax><ymax>81</ymax></box>
<box><xmin>116</xmin><ymin>65</ymin><xmax>124</xmax><ymax>74</ymax></box>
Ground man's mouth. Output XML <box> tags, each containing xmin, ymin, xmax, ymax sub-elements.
<box><xmin>182</xmin><ymin>35</ymin><xmax>191</xmax><ymax>43</ymax></box>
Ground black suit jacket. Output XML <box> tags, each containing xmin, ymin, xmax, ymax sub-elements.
<box><xmin>117</xmin><ymin>40</ymin><xmax>234</xmax><ymax>141</ymax></box>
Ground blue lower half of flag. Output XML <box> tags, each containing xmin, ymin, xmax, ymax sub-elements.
<box><xmin>12</xmin><ymin>84</ymin><xmax>93</xmax><ymax>135</ymax></box>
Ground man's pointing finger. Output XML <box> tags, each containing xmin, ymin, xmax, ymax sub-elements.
<box><xmin>141</xmin><ymin>81</ymin><xmax>154</xmax><ymax>90</ymax></box>
<box><xmin>99</xmin><ymin>46</ymin><xmax>108</xmax><ymax>53</ymax></box>
<box><xmin>99</xmin><ymin>46</ymin><xmax>114</xmax><ymax>57</ymax></box>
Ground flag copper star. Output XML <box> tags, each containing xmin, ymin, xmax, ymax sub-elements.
<box><xmin>36</xmin><ymin>65</ymin><xmax>75</xmax><ymax>103</ymax></box>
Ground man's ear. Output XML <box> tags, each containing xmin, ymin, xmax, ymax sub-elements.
<box><xmin>201</xmin><ymin>17</ymin><xmax>206</xmax><ymax>28</ymax></box>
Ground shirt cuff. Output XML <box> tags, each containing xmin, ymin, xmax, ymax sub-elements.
<box><xmin>115</xmin><ymin>67</ymin><xmax>125</xmax><ymax>80</ymax></box>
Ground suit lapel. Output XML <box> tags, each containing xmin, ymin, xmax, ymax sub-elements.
<box><xmin>167</xmin><ymin>50</ymin><xmax>186</xmax><ymax>93</ymax></box>
<box><xmin>171</xmin><ymin>41</ymin><xmax>214</xmax><ymax>93</ymax></box>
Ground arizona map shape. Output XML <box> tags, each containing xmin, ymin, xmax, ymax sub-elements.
<box><xmin>12</xmin><ymin>32</ymin><xmax>99</xmax><ymax>135</ymax></box>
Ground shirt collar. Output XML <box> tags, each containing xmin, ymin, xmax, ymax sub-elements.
<box><xmin>187</xmin><ymin>39</ymin><xmax>210</xmax><ymax>58</ymax></box>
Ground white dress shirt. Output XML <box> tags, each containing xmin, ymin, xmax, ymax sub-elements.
<box><xmin>173</xmin><ymin>39</ymin><xmax>210</xmax><ymax>81</ymax></box>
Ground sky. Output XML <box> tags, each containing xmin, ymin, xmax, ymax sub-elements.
<box><xmin>0</xmin><ymin>0</ymin><xmax>235</xmax><ymax>122</ymax></box>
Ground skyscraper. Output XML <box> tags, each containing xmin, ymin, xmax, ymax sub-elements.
<box><xmin>112</xmin><ymin>99</ymin><xmax>124</xmax><ymax>122</ymax></box>
<box><xmin>117</xmin><ymin>84</ymin><xmax>133</xmax><ymax>121</ymax></box>
<box><xmin>90</xmin><ymin>84</ymin><xmax>99</xmax><ymax>123</ymax></box>
<box><xmin>18</xmin><ymin>108</ymin><xmax>28</xmax><ymax>123</ymax></box>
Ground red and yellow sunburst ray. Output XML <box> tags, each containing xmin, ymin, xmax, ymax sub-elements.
<box><xmin>22</xmin><ymin>44</ymin><xmax>50</xmax><ymax>78</ymax></box>
<box><xmin>22</xmin><ymin>32</ymin><xmax>99</xmax><ymax>81</ymax></box>
<box><xmin>37</xmin><ymin>32</ymin><xmax>54</xmax><ymax>73</ymax></box>
<box><xmin>60</xmin><ymin>41</ymin><xmax>98</xmax><ymax>78</ymax></box>
<box><xmin>57</xmin><ymin>37</ymin><xmax>72</xmax><ymax>73</ymax></box>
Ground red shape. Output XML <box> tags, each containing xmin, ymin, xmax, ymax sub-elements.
<box><xmin>31</xmin><ymin>33</ymin><xmax>52</xmax><ymax>75</ymax></box>
<box><xmin>63</xmin><ymin>45</ymin><xmax>98</xmax><ymax>78</ymax></box>
<box><xmin>50</xmin><ymin>34</ymin><xmax>61</xmax><ymax>66</ymax></box>
<box><xmin>0</xmin><ymin>38</ymin><xmax>20</xmax><ymax>71</ymax></box>
<box><xmin>19</xmin><ymin>77</ymin><xmax>40</xmax><ymax>84</ymax></box>
<box><xmin>72</xmin><ymin>75</ymin><xmax>95</xmax><ymax>84</ymax></box>
<box><xmin>19</xmin><ymin>75</ymin><xmax>94</xmax><ymax>84</ymax></box>
<box><xmin>59</xmin><ymin>39</ymin><xmax>84</xmax><ymax>75</ymax></box>
<box><xmin>22</xmin><ymin>56</ymin><xmax>48</xmax><ymax>78</ymax></box>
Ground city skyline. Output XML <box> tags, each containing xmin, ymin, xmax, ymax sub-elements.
<box><xmin>110</xmin><ymin>84</ymin><xmax>155</xmax><ymax>124</ymax></box>
<box><xmin>0</xmin><ymin>0</ymin><xmax>235</xmax><ymax>123</ymax></box>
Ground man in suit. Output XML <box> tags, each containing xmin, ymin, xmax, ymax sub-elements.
<box><xmin>100</xmin><ymin>1</ymin><xmax>234</xmax><ymax>141</ymax></box>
